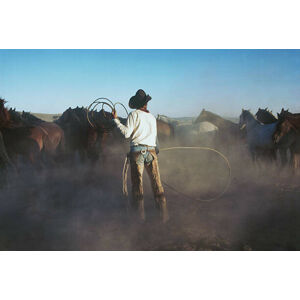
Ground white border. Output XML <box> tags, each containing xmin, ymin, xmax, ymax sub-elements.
<box><xmin>1</xmin><ymin>0</ymin><xmax>300</xmax><ymax>299</ymax></box>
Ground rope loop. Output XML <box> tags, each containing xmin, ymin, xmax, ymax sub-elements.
<box><xmin>86</xmin><ymin>97</ymin><xmax>129</xmax><ymax>128</ymax></box>
<box><xmin>123</xmin><ymin>147</ymin><xmax>232</xmax><ymax>203</ymax></box>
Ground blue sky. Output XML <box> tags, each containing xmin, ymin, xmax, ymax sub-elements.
<box><xmin>1</xmin><ymin>49</ymin><xmax>300</xmax><ymax>117</ymax></box>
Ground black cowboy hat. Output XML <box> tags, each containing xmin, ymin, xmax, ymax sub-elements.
<box><xmin>129</xmin><ymin>89</ymin><xmax>152</xmax><ymax>109</ymax></box>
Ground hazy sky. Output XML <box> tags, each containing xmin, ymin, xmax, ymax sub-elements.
<box><xmin>1</xmin><ymin>49</ymin><xmax>300</xmax><ymax>117</ymax></box>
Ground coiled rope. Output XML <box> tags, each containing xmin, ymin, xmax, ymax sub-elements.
<box><xmin>87</xmin><ymin>97</ymin><xmax>129</xmax><ymax>128</ymax></box>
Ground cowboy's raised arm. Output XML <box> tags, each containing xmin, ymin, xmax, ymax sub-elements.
<box><xmin>113</xmin><ymin>112</ymin><xmax>136</xmax><ymax>139</ymax></box>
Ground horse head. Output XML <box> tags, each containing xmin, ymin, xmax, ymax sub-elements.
<box><xmin>255</xmin><ymin>107</ymin><xmax>277</xmax><ymax>124</ymax></box>
<box><xmin>277</xmin><ymin>108</ymin><xmax>291</xmax><ymax>121</ymax></box>
<box><xmin>91</xmin><ymin>109</ymin><xmax>115</xmax><ymax>132</ymax></box>
<box><xmin>273</xmin><ymin>117</ymin><xmax>298</xmax><ymax>146</ymax></box>
<box><xmin>195</xmin><ymin>109</ymin><xmax>209</xmax><ymax>123</ymax></box>
<box><xmin>239</xmin><ymin>109</ymin><xmax>250</xmax><ymax>130</ymax></box>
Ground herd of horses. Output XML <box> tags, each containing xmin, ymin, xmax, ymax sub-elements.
<box><xmin>239</xmin><ymin>108</ymin><xmax>300</xmax><ymax>169</ymax></box>
<box><xmin>0</xmin><ymin>98</ymin><xmax>120</xmax><ymax>173</ymax></box>
<box><xmin>158</xmin><ymin>107</ymin><xmax>300</xmax><ymax>171</ymax></box>
<box><xmin>0</xmin><ymin>97</ymin><xmax>300</xmax><ymax>181</ymax></box>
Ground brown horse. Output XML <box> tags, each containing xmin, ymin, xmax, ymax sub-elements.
<box><xmin>21</xmin><ymin>111</ymin><xmax>65</xmax><ymax>162</ymax></box>
<box><xmin>273</xmin><ymin>114</ymin><xmax>300</xmax><ymax>170</ymax></box>
<box><xmin>277</xmin><ymin>108</ymin><xmax>300</xmax><ymax>119</ymax></box>
<box><xmin>156</xmin><ymin>118</ymin><xmax>175</xmax><ymax>144</ymax></box>
<box><xmin>0</xmin><ymin>100</ymin><xmax>64</xmax><ymax>168</ymax></box>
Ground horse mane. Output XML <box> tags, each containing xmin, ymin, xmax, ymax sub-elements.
<box><xmin>242</xmin><ymin>109</ymin><xmax>256</xmax><ymax>119</ymax></box>
<box><xmin>278</xmin><ymin>108</ymin><xmax>300</xmax><ymax>120</ymax></box>
<box><xmin>255</xmin><ymin>107</ymin><xmax>277</xmax><ymax>124</ymax></box>
<box><xmin>8</xmin><ymin>108</ymin><xmax>30</xmax><ymax>126</ymax></box>
<box><xmin>195</xmin><ymin>109</ymin><xmax>237</xmax><ymax>129</ymax></box>
<box><xmin>157</xmin><ymin>114</ymin><xmax>179</xmax><ymax>126</ymax></box>
<box><xmin>21</xmin><ymin>111</ymin><xmax>44</xmax><ymax>125</ymax></box>
<box><xmin>57</xmin><ymin>107</ymin><xmax>84</xmax><ymax>125</ymax></box>
<box><xmin>58</xmin><ymin>106</ymin><xmax>115</xmax><ymax>131</ymax></box>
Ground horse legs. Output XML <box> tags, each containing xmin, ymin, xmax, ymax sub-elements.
<box><xmin>269</xmin><ymin>149</ymin><xmax>277</xmax><ymax>164</ymax></box>
<box><xmin>278</xmin><ymin>148</ymin><xmax>288</xmax><ymax>167</ymax></box>
<box><xmin>28</xmin><ymin>148</ymin><xmax>44</xmax><ymax>170</ymax></box>
<box><xmin>79</xmin><ymin>149</ymin><xmax>88</xmax><ymax>163</ymax></box>
<box><xmin>292</xmin><ymin>153</ymin><xmax>300</xmax><ymax>175</ymax></box>
<box><xmin>290</xmin><ymin>147</ymin><xmax>295</xmax><ymax>168</ymax></box>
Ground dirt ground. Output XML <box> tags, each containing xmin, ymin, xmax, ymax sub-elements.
<box><xmin>0</xmin><ymin>143</ymin><xmax>299</xmax><ymax>251</ymax></box>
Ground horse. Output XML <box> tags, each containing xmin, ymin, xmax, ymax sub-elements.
<box><xmin>277</xmin><ymin>108</ymin><xmax>300</xmax><ymax>119</ymax></box>
<box><xmin>1</xmin><ymin>102</ymin><xmax>64</xmax><ymax>168</ymax></box>
<box><xmin>56</xmin><ymin>106</ymin><xmax>115</xmax><ymax>162</ymax></box>
<box><xmin>156</xmin><ymin>117</ymin><xmax>176</xmax><ymax>144</ymax></box>
<box><xmin>157</xmin><ymin>114</ymin><xmax>179</xmax><ymax>126</ymax></box>
<box><xmin>255</xmin><ymin>107</ymin><xmax>288</xmax><ymax>166</ymax></box>
<box><xmin>273</xmin><ymin>114</ymin><xmax>300</xmax><ymax>170</ymax></box>
<box><xmin>21</xmin><ymin>111</ymin><xmax>65</xmax><ymax>164</ymax></box>
<box><xmin>174</xmin><ymin>121</ymin><xmax>218</xmax><ymax>146</ymax></box>
<box><xmin>0</xmin><ymin>102</ymin><xmax>45</xmax><ymax>167</ymax></box>
<box><xmin>239</xmin><ymin>109</ymin><xmax>277</xmax><ymax>162</ymax></box>
<box><xmin>255</xmin><ymin>108</ymin><xmax>277</xmax><ymax>124</ymax></box>
<box><xmin>0</xmin><ymin>100</ymin><xmax>16</xmax><ymax>174</ymax></box>
<box><xmin>195</xmin><ymin>109</ymin><xmax>244</xmax><ymax>148</ymax></box>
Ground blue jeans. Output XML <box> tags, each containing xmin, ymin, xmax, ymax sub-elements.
<box><xmin>130</xmin><ymin>145</ymin><xmax>156</xmax><ymax>165</ymax></box>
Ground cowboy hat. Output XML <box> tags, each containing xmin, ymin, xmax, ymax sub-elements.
<box><xmin>129</xmin><ymin>89</ymin><xmax>152</xmax><ymax>109</ymax></box>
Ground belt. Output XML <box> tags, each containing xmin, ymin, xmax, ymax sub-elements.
<box><xmin>130</xmin><ymin>144</ymin><xmax>155</xmax><ymax>153</ymax></box>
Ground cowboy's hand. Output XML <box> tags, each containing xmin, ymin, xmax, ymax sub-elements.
<box><xmin>112</xmin><ymin>109</ymin><xmax>118</xmax><ymax>119</ymax></box>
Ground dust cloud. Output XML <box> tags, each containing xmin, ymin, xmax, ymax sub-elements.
<box><xmin>0</xmin><ymin>137</ymin><xmax>299</xmax><ymax>251</ymax></box>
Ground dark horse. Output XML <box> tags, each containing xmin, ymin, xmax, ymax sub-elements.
<box><xmin>239</xmin><ymin>109</ymin><xmax>277</xmax><ymax>163</ymax></box>
<box><xmin>273</xmin><ymin>112</ymin><xmax>300</xmax><ymax>171</ymax></box>
<box><xmin>0</xmin><ymin>100</ymin><xmax>15</xmax><ymax>176</ymax></box>
<box><xmin>255</xmin><ymin>107</ymin><xmax>288</xmax><ymax>166</ymax></box>
<box><xmin>0</xmin><ymin>101</ymin><xmax>64</xmax><ymax>168</ymax></box>
<box><xmin>56</xmin><ymin>106</ymin><xmax>116</xmax><ymax>162</ymax></box>
<box><xmin>256</xmin><ymin>108</ymin><xmax>277</xmax><ymax>124</ymax></box>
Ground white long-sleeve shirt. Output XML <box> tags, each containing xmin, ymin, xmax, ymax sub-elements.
<box><xmin>113</xmin><ymin>110</ymin><xmax>157</xmax><ymax>147</ymax></box>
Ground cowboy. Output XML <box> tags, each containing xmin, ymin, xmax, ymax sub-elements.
<box><xmin>112</xmin><ymin>89</ymin><xmax>169</xmax><ymax>223</ymax></box>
